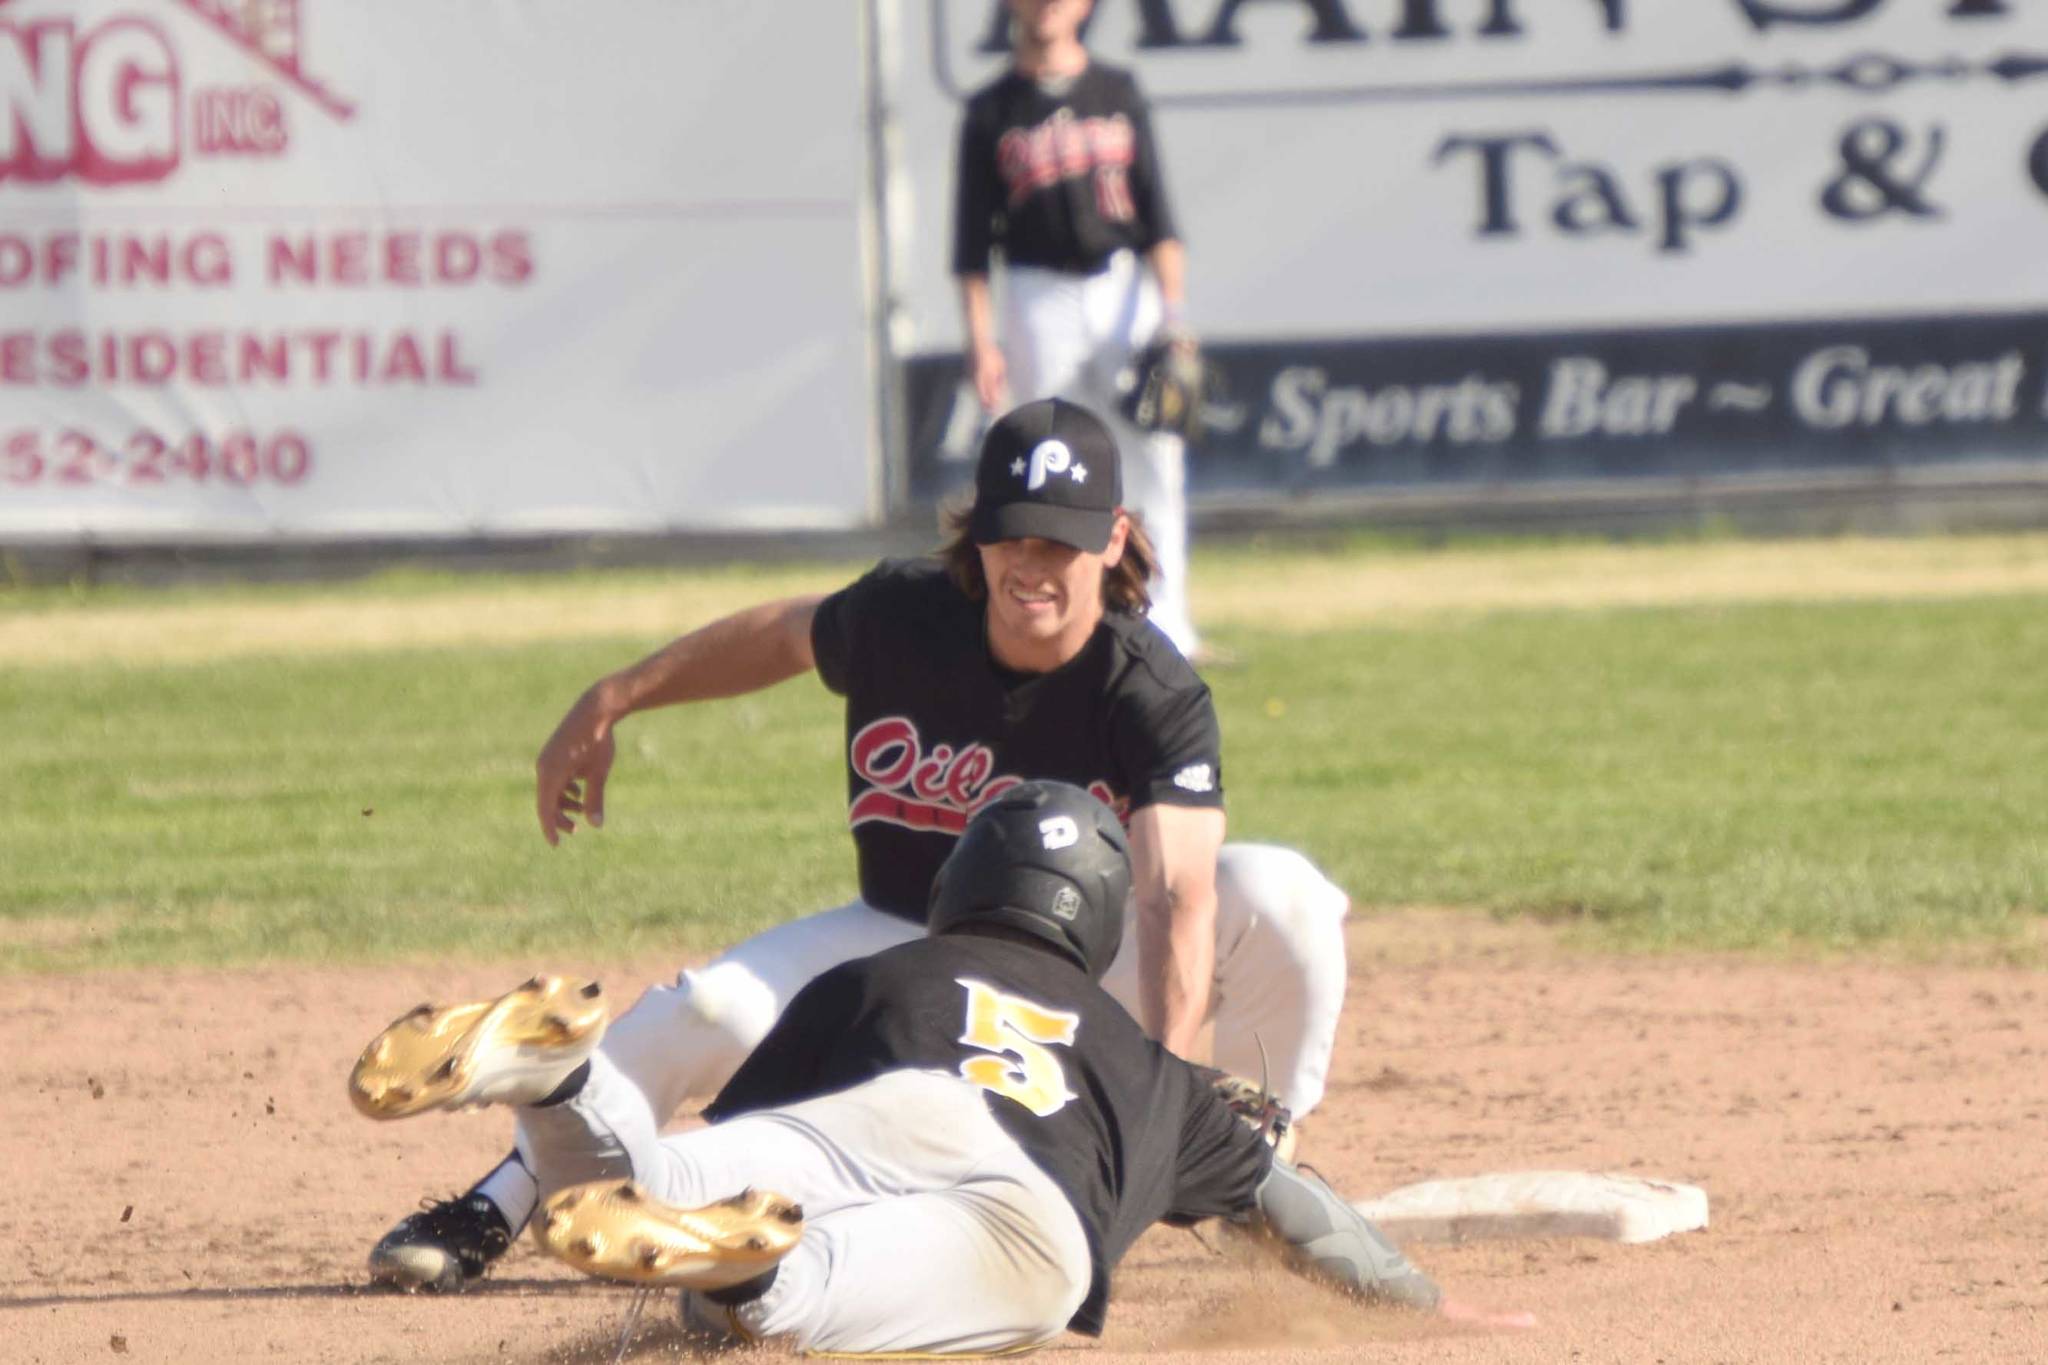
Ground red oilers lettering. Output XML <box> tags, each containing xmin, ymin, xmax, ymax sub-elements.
<box><xmin>910</xmin><ymin>744</ymin><xmax>956</xmax><ymax>802</ymax></box>
<box><xmin>995</xmin><ymin>109</ymin><xmax>1138</xmax><ymax>221</ymax></box>
<box><xmin>944</xmin><ymin>745</ymin><xmax>993</xmax><ymax>809</ymax></box>
<box><xmin>847</xmin><ymin>716</ymin><xmax>1122</xmax><ymax>836</ymax></box>
<box><xmin>848</xmin><ymin>716</ymin><xmax>918</xmax><ymax>789</ymax></box>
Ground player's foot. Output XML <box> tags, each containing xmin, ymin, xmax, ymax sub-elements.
<box><xmin>367</xmin><ymin>1192</ymin><xmax>513</xmax><ymax>1293</ymax></box>
<box><xmin>537</xmin><ymin>1180</ymin><xmax>804</xmax><ymax>1291</ymax></box>
<box><xmin>348</xmin><ymin>975</ymin><xmax>607</xmax><ymax>1119</ymax></box>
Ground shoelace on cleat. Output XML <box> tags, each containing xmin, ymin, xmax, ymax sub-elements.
<box><xmin>402</xmin><ymin>1194</ymin><xmax>510</xmax><ymax>1275</ymax></box>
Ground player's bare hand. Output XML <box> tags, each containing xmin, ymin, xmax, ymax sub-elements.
<box><xmin>535</xmin><ymin>689</ymin><xmax>618</xmax><ymax>846</ymax></box>
<box><xmin>1438</xmin><ymin>1295</ymin><xmax>1538</xmax><ymax>1331</ymax></box>
<box><xmin>969</xmin><ymin>342</ymin><xmax>1008</xmax><ymax>412</ymax></box>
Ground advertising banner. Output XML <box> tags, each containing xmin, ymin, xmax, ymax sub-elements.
<box><xmin>0</xmin><ymin>0</ymin><xmax>875</xmax><ymax>542</ymax></box>
<box><xmin>894</xmin><ymin>0</ymin><xmax>2048</xmax><ymax>502</ymax></box>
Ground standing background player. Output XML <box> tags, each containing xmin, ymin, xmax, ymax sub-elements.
<box><xmin>352</xmin><ymin>784</ymin><xmax>1527</xmax><ymax>1354</ymax></box>
<box><xmin>364</xmin><ymin>399</ymin><xmax>1351</xmax><ymax>1293</ymax></box>
<box><xmin>955</xmin><ymin>0</ymin><xmax>1205</xmax><ymax>658</ymax></box>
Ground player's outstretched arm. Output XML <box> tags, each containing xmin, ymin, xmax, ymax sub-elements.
<box><xmin>535</xmin><ymin>595</ymin><xmax>822</xmax><ymax>845</ymax></box>
<box><xmin>1126</xmin><ymin>803</ymin><xmax>1224</xmax><ymax>1057</ymax></box>
<box><xmin>1251</xmin><ymin>1160</ymin><xmax>1536</xmax><ymax>1330</ymax></box>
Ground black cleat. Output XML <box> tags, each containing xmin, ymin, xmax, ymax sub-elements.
<box><xmin>368</xmin><ymin>1193</ymin><xmax>512</xmax><ymax>1293</ymax></box>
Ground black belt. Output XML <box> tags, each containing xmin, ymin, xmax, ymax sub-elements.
<box><xmin>1007</xmin><ymin>253</ymin><xmax>1118</xmax><ymax>277</ymax></box>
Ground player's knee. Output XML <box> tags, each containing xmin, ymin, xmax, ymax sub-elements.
<box><xmin>1217</xmin><ymin>843</ymin><xmax>1349</xmax><ymax>961</ymax></box>
<box><xmin>675</xmin><ymin>962</ymin><xmax>782</xmax><ymax>1065</ymax></box>
<box><xmin>1010</xmin><ymin>1277</ymin><xmax>1088</xmax><ymax>1348</ymax></box>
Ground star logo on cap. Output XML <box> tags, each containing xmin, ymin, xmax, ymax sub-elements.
<box><xmin>967</xmin><ymin>401</ymin><xmax>1118</xmax><ymax>552</ymax></box>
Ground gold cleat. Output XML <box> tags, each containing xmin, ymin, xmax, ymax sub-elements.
<box><xmin>537</xmin><ymin>1181</ymin><xmax>805</xmax><ymax>1291</ymax></box>
<box><xmin>348</xmin><ymin>975</ymin><xmax>607</xmax><ymax>1120</ymax></box>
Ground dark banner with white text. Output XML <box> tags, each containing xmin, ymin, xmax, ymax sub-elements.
<box><xmin>904</xmin><ymin>310</ymin><xmax>2048</xmax><ymax>503</ymax></box>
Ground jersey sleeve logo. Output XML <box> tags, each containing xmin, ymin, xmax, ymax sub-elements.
<box><xmin>955</xmin><ymin>978</ymin><xmax>1080</xmax><ymax>1119</ymax></box>
<box><xmin>1171</xmin><ymin>762</ymin><xmax>1215</xmax><ymax>793</ymax></box>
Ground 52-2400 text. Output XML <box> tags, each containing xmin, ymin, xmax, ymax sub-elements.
<box><xmin>2</xmin><ymin>429</ymin><xmax>314</xmax><ymax>488</ymax></box>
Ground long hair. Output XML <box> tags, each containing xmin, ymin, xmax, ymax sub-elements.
<box><xmin>938</xmin><ymin>501</ymin><xmax>1156</xmax><ymax>616</ymax></box>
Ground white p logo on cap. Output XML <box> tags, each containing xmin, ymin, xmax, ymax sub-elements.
<box><xmin>1025</xmin><ymin>439</ymin><xmax>1072</xmax><ymax>492</ymax></box>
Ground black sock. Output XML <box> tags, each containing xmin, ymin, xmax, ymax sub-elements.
<box><xmin>532</xmin><ymin>1060</ymin><xmax>591</xmax><ymax>1108</ymax></box>
<box><xmin>704</xmin><ymin>1266</ymin><xmax>778</xmax><ymax>1306</ymax></box>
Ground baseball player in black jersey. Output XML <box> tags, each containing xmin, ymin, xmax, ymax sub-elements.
<box><xmin>955</xmin><ymin>0</ymin><xmax>1206</xmax><ymax>657</ymax></box>
<box><xmin>364</xmin><ymin>398</ymin><xmax>1351</xmax><ymax>1293</ymax></box>
<box><xmin>352</xmin><ymin>784</ymin><xmax>1530</xmax><ymax>1352</ymax></box>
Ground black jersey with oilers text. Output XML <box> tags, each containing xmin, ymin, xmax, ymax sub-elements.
<box><xmin>705</xmin><ymin>932</ymin><xmax>1272</xmax><ymax>1335</ymax></box>
<box><xmin>810</xmin><ymin>559</ymin><xmax>1223</xmax><ymax>922</ymax></box>
<box><xmin>953</xmin><ymin>61</ymin><xmax>1178</xmax><ymax>277</ymax></box>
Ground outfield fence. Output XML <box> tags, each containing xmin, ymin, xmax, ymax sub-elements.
<box><xmin>4</xmin><ymin>1</ymin><xmax>2048</xmax><ymax>552</ymax></box>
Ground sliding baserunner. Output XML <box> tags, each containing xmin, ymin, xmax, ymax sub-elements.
<box><xmin>351</xmin><ymin>784</ymin><xmax>1528</xmax><ymax>1349</ymax></box>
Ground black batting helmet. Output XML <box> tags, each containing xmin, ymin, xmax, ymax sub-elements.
<box><xmin>928</xmin><ymin>781</ymin><xmax>1131</xmax><ymax>979</ymax></box>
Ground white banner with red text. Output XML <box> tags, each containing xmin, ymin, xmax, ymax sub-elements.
<box><xmin>0</xmin><ymin>0</ymin><xmax>874</xmax><ymax>541</ymax></box>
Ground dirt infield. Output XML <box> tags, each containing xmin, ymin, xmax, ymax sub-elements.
<box><xmin>8</xmin><ymin>911</ymin><xmax>2044</xmax><ymax>1364</ymax></box>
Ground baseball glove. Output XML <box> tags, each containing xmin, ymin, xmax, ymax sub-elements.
<box><xmin>1198</xmin><ymin>1065</ymin><xmax>1299</xmax><ymax>1165</ymax></box>
<box><xmin>1116</xmin><ymin>325</ymin><xmax>1219</xmax><ymax>442</ymax></box>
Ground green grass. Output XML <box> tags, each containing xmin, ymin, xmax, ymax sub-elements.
<box><xmin>0</xmin><ymin>638</ymin><xmax>852</xmax><ymax>970</ymax></box>
<box><xmin>1214</xmin><ymin>599</ymin><xmax>2048</xmax><ymax>952</ymax></box>
<box><xmin>0</xmin><ymin>557</ymin><xmax>863</xmax><ymax>614</ymax></box>
<box><xmin>3</xmin><ymin>589</ymin><xmax>2045</xmax><ymax>971</ymax></box>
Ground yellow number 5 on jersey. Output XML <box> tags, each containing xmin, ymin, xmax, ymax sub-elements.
<box><xmin>955</xmin><ymin>977</ymin><xmax>1081</xmax><ymax>1118</ymax></box>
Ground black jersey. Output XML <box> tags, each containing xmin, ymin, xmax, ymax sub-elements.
<box><xmin>952</xmin><ymin>61</ymin><xmax>1179</xmax><ymax>277</ymax></box>
<box><xmin>810</xmin><ymin>559</ymin><xmax>1224</xmax><ymax>922</ymax></box>
<box><xmin>705</xmin><ymin>932</ymin><xmax>1272</xmax><ymax>1336</ymax></box>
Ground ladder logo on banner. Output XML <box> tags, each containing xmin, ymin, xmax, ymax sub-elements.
<box><xmin>169</xmin><ymin>0</ymin><xmax>355</xmax><ymax>120</ymax></box>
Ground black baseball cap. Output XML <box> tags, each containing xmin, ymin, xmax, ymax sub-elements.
<box><xmin>969</xmin><ymin>398</ymin><xmax>1123</xmax><ymax>553</ymax></box>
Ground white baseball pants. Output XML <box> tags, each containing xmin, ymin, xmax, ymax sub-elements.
<box><xmin>1001</xmin><ymin>252</ymin><xmax>1197</xmax><ymax>656</ymax></box>
<box><xmin>517</xmin><ymin>1068</ymin><xmax>1092</xmax><ymax>1355</ymax></box>
<box><xmin>479</xmin><ymin>843</ymin><xmax>1348</xmax><ymax>1233</ymax></box>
